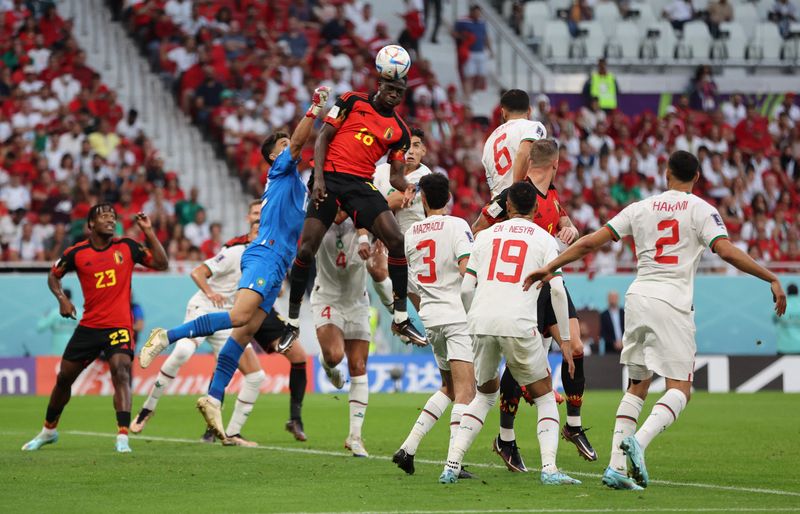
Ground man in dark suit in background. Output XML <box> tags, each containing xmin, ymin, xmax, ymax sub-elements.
<box><xmin>600</xmin><ymin>290</ymin><xmax>624</xmax><ymax>354</ymax></box>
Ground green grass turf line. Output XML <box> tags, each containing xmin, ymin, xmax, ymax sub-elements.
<box><xmin>1</xmin><ymin>392</ymin><xmax>798</xmax><ymax>513</ymax></box>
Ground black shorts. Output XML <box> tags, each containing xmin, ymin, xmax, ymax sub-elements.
<box><xmin>63</xmin><ymin>325</ymin><xmax>134</xmax><ymax>363</ymax></box>
<box><xmin>306</xmin><ymin>171</ymin><xmax>389</xmax><ymax>230</ymax></box>
<box><xmin>537</xmin><ymin>283</ymin><xmax>579</xmax><ymax>337</ymax></box>
<box><xmin>252</xmin><ymin>310</ymin><xmax>287</xmax><ymax>354</ymax></box>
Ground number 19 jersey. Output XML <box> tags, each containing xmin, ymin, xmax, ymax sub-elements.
<box><xmin>606</xmin><ymin>190</ymin><xmax>729</xmax><ymax>313</ymax></box>
<box><xmin>466</xmin><ymin>218</ymin><xmax>561</xmax><ymax>338</ymax></box>
<box><xmin>405</xmin><ymin>215</ymin><xmax>474</xmax><ymax>327</ymax></box>
<box><xmin>482</xmin><ymin>118</ymin><xmax>547</xmax><ymax>197</ymax></box>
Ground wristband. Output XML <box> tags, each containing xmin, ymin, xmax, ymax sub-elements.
<box><xmin>358</xmin><ymin>235</ymin><xmax>370</xmax><ymax>245</ymax></box>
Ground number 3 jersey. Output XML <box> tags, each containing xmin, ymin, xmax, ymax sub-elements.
<box><xmin>466</xmin><ymin>218</ymin><xmax>561</xmax><ymax>338</ymax></box>
<box><xmin>311</xmin><ymin>217</ymin><xmax>369</xmax><ymax>308</ymax></box>
<box><xmin>481</xmin><ymin>118</ymin><xmax>547</xmax><ymax>197</ymax></box>
<box><xmin>405</xmin><ymin>215</ymin><xmax>474</xmax><ymax>327</ymax></box>
<box><xmin>606</xmin><ymin>190</ymin><xmax>728</xmax><ymax>313</ymax></box>
<box><xmin>51</xmin><ymin>238</ymin><xmax>154</xmax><ymax>331</ymax></box>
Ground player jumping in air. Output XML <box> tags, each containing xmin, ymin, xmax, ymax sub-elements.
<box><xmin>279</xmin><ymin>78</ymin><xmax>428</xmax><ymax>350</ymax></box>
<box><xmin>440</xmin><ymin>182</ymin><xmax>579</xmax><ymax>485</ymax></box>
<box><xmin>132</xmin><ymin>220</ymin><xmax>308</xmax><ymax>445</ymax></box>
<box><xmin>523</xmin><ymin>150</ymin><xmax>787</xmax><ymax>490</ymax></box>
<box><xmin>139</xmin><ymin>86</ymin><xmax>331</xmax><ymax>439</ymax></box>
<box><xmin>393</xmin><ymin>173</ymin><xmax>476</xmax><ymax>477</ymax></box>
<box><xmin>367</xmin><ymin>127</ymin><xmax>433</xmax><ymax>311</ymax></box>
<box><xmin>311</xmin><ymin>210</ymin><xmax>373</xmax><ymax>456</ymax></box>
<box><xmin>22</xmin><ymin>206</ymin><xmax>167</xmax><ymax>453</ymax></box>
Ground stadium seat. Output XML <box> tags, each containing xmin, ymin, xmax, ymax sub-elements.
<box><xmin>594</xmin><ymin>2</ymin><xmax>621</xmax><ymax>28</ymax></box>
<box><xmin>543</xmin><ymin>20</ymin><xmax>572</xmax><ymax>60</ymax></box>
<box><xmin>522</xmin><ymin>1</ymin><xmax>551</xmax><ymax>42</ymax></box>
<box><xmin>751</xmin><ymin>0</ymin><xmax>774</xmax><ymax>22</ymax></box>
<box><xmin>548</xmin><ymin>0</ymin><xmax>573</xmax><ymax>13</ymax></box>
<box><xmin>606</xmin><ymin>21</ymin><xmax>642</xmax><ymax>61</ymax></box>
<box><xmin>628</xmin><ymin>2</ymin><xmax>657</xmax><ymax>23</ymax></box>
<box><xmin>749</xmin><ymin>22</ymin><xmax>784</xmax><ymax>62</ymax></box>
<box><xmin>716</xmin><ymin>22</ymin><xmax>748</xmax><ymax>62</ymax></box>
<box><xmin>734</xmin><ymin>2</ymin><xmax>760</xmax><ymax>40</ymax></box>
<box><xmin>694</xmin><ymin>0</ymin><xmax>710</xmax><ymax>12</ymax></box>
<box><xmin>576</xmin><ymin>21</ymin><xmax>607</xmax><ymax>60</ymax></box>
<box><xmin>679</xmin><ymin>20</ymin><xmax>713</xmax><ymax>61</ymax></box>
<box><xmin>641</xmin><ymin>21</ymin><xmax>677</xmax><ymax>61</ymax></box>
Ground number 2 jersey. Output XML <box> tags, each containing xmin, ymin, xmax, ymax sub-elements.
<box><xmin>481</xmin><ymin>118</ymin><xmax>547</xmax><ymax>197</ymax></box>
<box><xmin>606</xmin><ymin>190</ymin><xmax>729</xmax><ymax>313</ymax></box>
<box><xmin>51</xmin><ymin>238</ymin><xmax>154</xmax><ymax>331</ymax></box>
<box><xmin>466</xmin><ymin>218</ymin><xmax>561</xmax><ymax>338</ymax></box>
<box><xmin>323</xmin><ymin>91</ymin><xmax>411</xmax><ymax>178</ymax></box>
<box><xmin>310</xmin><ymin>217</ymin><xmax>369</xmax><ymax>309</ymax></box>
<box><xmin>405</xmin><ymin>215</ymin><xmax>474</xmax><ymax>327</ymax></box>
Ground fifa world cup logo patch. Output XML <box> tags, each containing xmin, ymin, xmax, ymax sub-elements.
<box><xmin>114</xmin><ymin>251</ymin><xmax>124</xmax><ymax>265</ymax></box>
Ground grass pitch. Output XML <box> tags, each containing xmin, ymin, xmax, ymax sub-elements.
<box><xmin>1</xmin><ymin>392</ymin><xmax>799</xmax><ymax>513</ymax></box>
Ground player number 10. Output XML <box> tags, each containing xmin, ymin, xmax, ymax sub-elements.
<box><xmin>355</xmin><ymin>128</ymin><xmax>375</xmax><ymax>146</ymax></box>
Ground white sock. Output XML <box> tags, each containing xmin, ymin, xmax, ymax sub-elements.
<box><xmin>393</xmin><ymin>310</ymin><xmax>409</xmax><ymax>324</ymax></box>
<box><xmin>226</xmin><ymin>370</ymin><xmax>265</xmax><ymax>436</ymax></box>
<box><xmin>401</xmin><ymin>391</ymin><xmax>451</xmax><ymax>455</ymax></box>
<box><xmin>534</xmin><ymin>391</ymin><xmax>560</xmax><ymax>474</ymax></box>
<box><xmin>348</xmin><ymin>374</ymin><xmax>369</xmax><ymax>439</ymax></box>
<box><xmin>499</xmin><ymin>427</ymin><xmax>516</xmax><ymax>442</ymax></box>
<box><xmin>635</xmin><ymin>388</ymin><xmax>687</xmax><ymax>450</ymax></box>
<box><xmin>143</xmin><ymin>339</ymin><xmax>195</xmax><ymax>411</ymax></box>
<box><xmin>287</xmin><ymin>317</ymin><xmax>299</xmax><ymax>328</ymax></box>
<box><xmin>42</xmin><ymin>427</ymin><xmax>57</xmax><ymax>436</ymax></box>
<box><xmin>318</xmin><ymin>352</ymin><xmax>332</xmax><ymax>371</ymax></box>
<box><xmin>445</xmin><ymin>390</ymin><xmax>498</xmax><ymax>472</ymax></box>
<box><xmin>449</xmin><ymin>403</ymin><xmax>466</xmax><ymax>449</ymax></box>
<box><xmin>609</xmin><ymin>392</ymin><xmax>645</xmax><ymax>473</ymax></box>
<box><xmin>567</xmin><ymin>415</ymin><xmax>582</xmax><ymax>428</ymax></box>
<box><xmin>373</xmin><ymin>277</ymin><xmax>394</xmax><ymax>308</ymax></box>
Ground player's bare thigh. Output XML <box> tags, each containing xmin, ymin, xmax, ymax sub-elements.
<box><xmin>297</xmin><ymin>216</ymin><xmax>330</xmax><ymax>261</ymax></box>
<box><xmin>344</xmin><ymin>339</ymin><xmax>369</xmax><ymax>376</ymax></box>
<box><xmin>317</xmin><ymin>324</ymin><xmax>346</xmax><ymax>367</ymax></box>
<box><xmin>369</xmin><ymin>210</ymin><xmax>404</xmax><ymax>254</ymax></box>
<box><xmin>229</xmin><ymin>289</ymin><xmax>267</xmax><ymax>328</ymax></box>
<box><xmin>230</xmin><ymin>306</ymin><xmax>268</xmax><ymax>344</ymax></box>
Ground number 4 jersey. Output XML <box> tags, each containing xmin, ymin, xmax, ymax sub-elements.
<box><xmin>606</xmin><ymin>190</ymin><xmax>729</xmax><ymax>313</ymax></box>
<box><xmin>51</xmin><ymin>238</ymin><xmax>154</xmax><ymax>331</ymax></box>
<box><xmin>311</xmin><ymin>217</ymin><xmax>369</xmax><ymax>309</ymax></box>
<box><xmin>482</xmin><ymin>118</ymin><xmax>547</xmax><ymax>197</ymax></box>
<box><xmin>466</xmin><ymin>218</ymin><xmax>561</xmax><ymax>338</ymax></box>
<box><xmin>405</xmin><ymin>215</ymin><xmax>474</xmax><ymax>328</ymax></box>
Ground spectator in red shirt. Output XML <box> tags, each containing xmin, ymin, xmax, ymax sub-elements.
<box><xmin>200</xmin><ymin>222</ymin><xmax>223</xmax><ymax>259</ymax></box>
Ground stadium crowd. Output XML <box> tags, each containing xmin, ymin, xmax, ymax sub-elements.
<box><xmin>0</xmin><ymin>0</ymin><xmax>798</xmax><ymax>272</ymax></box>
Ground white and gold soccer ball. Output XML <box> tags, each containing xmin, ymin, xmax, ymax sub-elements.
<box><xmin>375</xmin><ymin>45</ymin><xmax>411</xmax><ymax>80</ymax></box>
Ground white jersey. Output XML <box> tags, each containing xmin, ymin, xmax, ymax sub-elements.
<box><xmin>311</xmin><ymin>218</ymin><xmax>369</xmax><ymax>308</ymax></box>
<box><xmin>373</xmin><ymin>162</ymin><xmax>432</xmax><ymax>234</ymax></box>
<box><xmin>482</xmin><ymin>118</ymin><xmax>547</xmax><ymax>197</ymax></box>
<box><xmin>188</xmin><ymin>242</ymin><xmax>247</xmax><ymax>310</ymax></box>
<box><xmin>466</xmin><ymin>218</ymin><xmax>561</xmax><ymax>337</ymax></box>
<box><xmin>606</xmin><ymin>190</ymin><xmax>728</xmax><ymax>313</ymax></box>
<box><xmin>405</xmin><ymin>215</ymin><xmax>474</xmax><ymax>327</ymax></box>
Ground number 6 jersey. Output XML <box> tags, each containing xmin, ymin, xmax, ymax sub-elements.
<box><xmin>605</xmin><ymin>190</ymin><xmax>729</xmax><ymax>313</ymax></box>
<box><xmin>311</xmin><ymin>217</ymin><xmax>369</xmax><ymax>308</ymax></box>
<box><xmin>466</xmin><ymin>218</ymin><xmax>561</xmax><ymax>338</ymax></box>
<box><xmin>481</xmin><ymin>118</ymin><xmax>547</xmax><ymax>197</ymax></box>
<box><xmin>405</xmin><ymin>215</ymin><xmax>474</xmax><ymax>328</ymax></box>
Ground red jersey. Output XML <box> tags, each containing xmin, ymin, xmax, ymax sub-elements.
<box><xmin>52</xmin><ymin>238</ymin><xmax>153</xmax><ymax>331</ymax></box>
<box><xmin>533</xmin><ymin>185</ymin><xmax>566</xmax><ymax>236</ymax></box>
<box><xmin>323</xmin><ymin>91</ymin><xmax>411</xmax><ymax>179</ymax></box>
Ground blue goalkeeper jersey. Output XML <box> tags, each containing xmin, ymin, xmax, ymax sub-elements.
<box><xmin>254</xmin><ymin>147</ymin><xmax>308</xmax><ymax>265</ymax></box>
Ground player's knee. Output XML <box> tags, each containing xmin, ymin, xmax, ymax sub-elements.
<box><xmin>245</xmin><ymin>369</ymin><xmax>266</xmax><ymax>388</ymax></box>
<box><xmin>55</xmin><ymin>372</ymin><xmax>76</xmax><ymax>389</ymax></box>
<box><xmin>322</xmin><ymin>347</ymin><xmax>344</xmax><ymax>367</ymax></box>
<box><xmin>229</xmin><ymin>310</ymin><xmax>251</xmax><ymax>328</ymax></box>
<box><xmin>169</xmin><ymin>341</ymin><xmax>195</xmax><ymax>366</ymax></box>
<box><xmin>112</xmin><ymin>364</ymin><xmax>131</xmax><ymax>385</ymax></box>
<box><xmin>348</xmin><ymin>359</ymin><xmax>367</xmax><ymax>377</ymax></box>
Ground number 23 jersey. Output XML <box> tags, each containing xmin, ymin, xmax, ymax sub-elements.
<box><xmin>311</xmin><ymin>218</ymin><xmax>369</xmax><ymax>308</ymax></box>
<box><xmin>466</xmin><ymin>218</ymin><xmax>561</xmax><ymax>338</ymax></box>
<box><xmin>606</xmin><ymin>190</ymin><xmax>728</xmax><ymax>313</ymax></box>
<box><xmin>405</xmin><ymin>215</ymin><xmax>473</xmax><ymax>327</ymax></box>
<box><xmin>51</xmin><ymin>238</ymin><xmax>153</xmax><ymax>331</ymax></box>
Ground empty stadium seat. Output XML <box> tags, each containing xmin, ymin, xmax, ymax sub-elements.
<box><xmin>523</xmin><ymin>1</ymin><xmax>551</xmax><ymax>41</ymax></box>
<box><xmin>715</xmin><ymin>22</ymin><xmax>748</xmax><ymax>61</ymax></box>
<box><xmin>734</xmin><ymin>2</ymin><xmax>760</xmax><ymax>40</ymax></box>
<box><xmin>543</xmin><ymin>20</ymin><xmax>571</xmax><ymax>60</ymax></box>
<box><xmin>576</xmin><ymin>21</ymin><xmax>607</xmax><ymax>59</ymax></box>
<box><xmin>548</xmin><ymin>0</ymin><xmax>573</xmax><ymax>13</ymax></box>
<box><xmin>749</xmin><ymin>22</ymin><xmax>784</xmax><ymax>62</ymax></box>
<box><xmin>628</xmin><ymin>2</ymin><xmax>657</xmax><ymax>23</ymax></box>
<box><xmin>594</xmin><ymin>2</ymin><xmax>621</xmax><ymax>28</ymax></box>
<box><xmin>606</xmin><ymin>21</ymin><xmax>642</xmax><ymax>60</ymax></box>
<box><xmin>641</xmin><ymin>20</ymin><xmax>677</xmax><ymax>61</ymax></box>
<box><xmin>679</xmin><ymin>20</ymin><xmax>713</xmax><ymax>60</ymax></box>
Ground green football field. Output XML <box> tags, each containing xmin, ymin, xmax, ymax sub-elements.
<box><xmin>1</xmin><ymin>392</ymin><xmax>799</xmax><ymax>513</ymax></box>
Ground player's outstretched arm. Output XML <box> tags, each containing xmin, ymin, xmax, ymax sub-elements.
<box><xmin>549</xmin><ymin>275</ymin><xmax>574</xmax><ymax>378</ymax></box>
<box><xmin>511</xmin><ymin>140</ymin><xmax>533</xmax><ymax>184</ymax></box>
<box><xmin>471</xmin><ymin>213</ymin><xmax>491</xmax><ymax>237</ymax></box>
<box><xmin>312</xmin><ymin>123</ymin><xmax>337</xmax><ymax>205</ymax></box>
<box><xmin>523</xmin><ymin>227</ymin><xmax>614</xmax><ymax>290</ymax></box>
<box><xmin>291</xmin><ymin>86</ymin><xmax>330</xmax><ymax>161</ymax></box>
<box><xmin>136</xmin><ymin>213</ymin><xmax>168</xmax><ymax>271</ymax></box>
<box><xmin>713</xmin><ymin>238</ymin><xmax>787</xmax><ymax>316</ymax></box>
<box><xmin>47</xmin><ymin>270</ymin><xmax>76</xmax><ymax>319</ymax></box>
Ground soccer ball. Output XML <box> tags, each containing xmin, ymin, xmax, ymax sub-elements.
<box><xmin>375</xmin><ymin>45</ymin><xmax>411</xmax><ymax>80</ymax></box>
